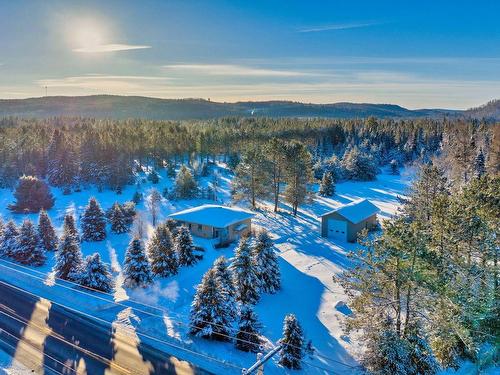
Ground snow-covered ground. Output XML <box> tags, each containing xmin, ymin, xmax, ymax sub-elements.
<box><xmin>0</xmin><ymin>164</ymin><xmax>415</xmax><ymax>374</ymax></box>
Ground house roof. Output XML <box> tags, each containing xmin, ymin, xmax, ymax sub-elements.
<box><xmin>168</xmin><ymin>204</ymin><xmax>255</xmax><ymax>228</ymax></box>
<box><xmin>321</xmin><ymin>199</ymin><xmax>380</xmax><ymax>224</ymax></box>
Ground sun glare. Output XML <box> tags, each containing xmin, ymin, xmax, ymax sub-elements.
<box><xmin>68</xmin><ymin>18</ymin><xmax>108</xmax><ymax>51</ymax></box>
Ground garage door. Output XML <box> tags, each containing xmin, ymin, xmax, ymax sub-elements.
<box><xmin>327</xmin><ymin>219</ymin><xmax>347</xmax><ymax>241</ymax></box>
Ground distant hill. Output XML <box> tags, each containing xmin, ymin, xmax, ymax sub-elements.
<box><xmin>464</xmin><ymin>100</ymin><xmax>500</xmax><ymax>121</ymax></box>
<box><xmin>0</xmin><ymin>95</ymin><xmax>496</xmax><ymax>120</ymax></box>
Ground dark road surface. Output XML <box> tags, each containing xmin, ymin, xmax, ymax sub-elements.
<box><xmin>0</xmin><ymin>281</ymin><xmax>215</xmax><ymax>375</ymax></box>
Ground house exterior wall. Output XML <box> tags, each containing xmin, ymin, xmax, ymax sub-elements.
<box><xmin>321</xmin><ymin>212</ymin><xmax>378</xmax><ymax>242</ymax></box>
<box><xmin>174</xmin><ymin>218</ymin><xmax>252</xmax><ymax>241</ymax></box>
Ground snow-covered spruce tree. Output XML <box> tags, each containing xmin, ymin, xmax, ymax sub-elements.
<box><xmin>342</xmin><ymin>146</ymin><xmax>377</xmax><ymax>181</ymax></box>
<box><xmin>81</xmin><ymin>197</ymin><xmax>106</xmax><ymax>241</ymax></box>
<box><xmin>230</xmin><ymin>236</ymin><xmax>260</xmax><ymax>305</ymax></box>
<box><xmin>38</xmin><ymin>210</ymin><xmax>58</xmax><ymax>251</ymax></box>
<box><xmin>174</xmin><ymin>165</ymin><xmax>198</xmax><ymax>199</ymax></box>
<box><xmin>213</xmin><ymin>256</ymin><xmax>237</xmax><ymax>319</ymax></box>
<box><xmin>9</xmin><ymin>175</ymin><xmax>55</xmax><ymax>213</ymax></box>
<box><xmin>79</xmin><ymin>253</ymin><xmax>114</xmax><ymax>293</ymax></box>
<box><xmin>146</xmin><ymin>188</ymin><xmax>162</xmax><ymax>227</ymax></box>
<box><xmin>148</xmin><ymin>168</ymin><xmax>160</xmax><ymax>184</ymax></box>
<box><xmin>278</xmin><ymin>314</ymin><xmax>304</xmax><ymax>370</ymax></box>
<box><xmin>109</xmin><ymin>202</ymin><xmax>128</xmax><ymax>234</ymax></box>
<box><xmin>318</xmin><ymin>171</ymin><xmax>335</xmax><ymax>197</ymax></box>
<box><xmin>0</xmin><ymin>220</ymin><xmax>19</xmax><ymax>258</ymax></box>
<box><xmin>235</xmin><ymin>304</ymin><xmax>262</xmax><ymax>352</ymax></box>
<box><xmin>63</xmin><ymin>213</ymin><xmax>79</xmax><ymax>239</ymax></box>
<box><xmin>123</xmin><ymin>238</ymin><xmax>153</xmax><ymax>288</ymax></box>
<box><xmin>473</xmin><ymin>149</ymin><xmax>486</xmax><ymax>178</ymax></box>
<box><xmin>406</xmin><ymin>323</ymin><xmax>439</xmax><ymax>375</ymax></box>
<box><xmin>14</xmin><ymin>220</ymin><xmax>46</xmax><ymax>266</ymax></box>
<box><xmin>252</xmin><ymin>229</ymin><xmax>280</xmax><ymax>294</ymax></box>
<box><xmin>174</xmin><ymin>225</ymin><xmax>197</xmax><ymax>267</ymax></box>
<box><xmin>53</xmin><ymin>220</ymin><xmax>84</xmax><ymax>281</ymax></box>
<box><xmin>147</xmin><ymin>223</ymin><xmax>178</xmax><ymax>277</ymax></box>
<box><xmin>190</xmin><ymin>268</ymin><xmax>232</xmax><ymax>341</ymax></box>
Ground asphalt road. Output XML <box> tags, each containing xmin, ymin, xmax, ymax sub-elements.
<box><xmin>0</xmin><ymin>281</ymin><xmax>214</xmax><ymax>375</ymax></box>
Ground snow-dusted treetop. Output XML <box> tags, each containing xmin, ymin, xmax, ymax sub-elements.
<box><xmin>321</xmin><ymin>198</ymin><xmax>380</xmax><ymax>224</ymax></box>
<box><xmin>168</xmin><ymin>204</ymin><xmax>255</xmax><ymax>228</ymax></box>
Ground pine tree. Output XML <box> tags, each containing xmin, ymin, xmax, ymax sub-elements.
<box><xmin>190</xmin><ymin>268</ymin><xmax>232</xmax><ymax>341</ymax></box>
<box><xmin>473</xmin><ymin>149</ymin><xmax>486</xmax><ymax>178</ymax></box>
<box><xmin>54</xmin><ymin>216</ymin><xmax>84</xmax><ymax>281</ymax></box>
<box><xmin>147</xmin><ymin>223</ymin><xmax>178</xmax><ymax>277</ymax></box>
<box><xmin>213</xmin><ymin>256</ymin><xmax>237</xmax><ymax>319</ymax></box>
<box><xmin>14</xmin><ymin>220</ymin><xmax>46</xmax><ymax>266</ymax></box>
<box><xmin>81</xmin><ymin>197</ymin><xmax>106</xmax><ymax>241</ymax></box>
<box><xmin>123</xmin><ymin>238</ymin><xmax>153</xmax><ymax>288</ymax></box>
<box><xmin>146</xmin><ymin>189</ymin><xmax>162</xmax><ymax>227</ymax></box>
<box><xmin>231</xmin><ymin>236</ymin><xmax>260</xmax><ymax>305</ymax></box>
<box><xmin>283</xmin><ymin>141</ymin><xmax>312</xmax><ymax>216</ymax></box>
<box><xmin>38</xmin><ymin>210</ymin><xmax>58</xmax><ymax>251</ymax></box>
<box><xmin>174</xmin><ymin>165</ymin><xmax>198</xmax><ymax>198</ymax></box>
<box><xmin>233</xmin><ymin>147</ymin><xmax>270</xmax><ymax>208</ymax></box>
<box><xmin>109</xmin><ymin>202</ymin><xmax>128</xmax><ymax>234</ymax></box>
<box><xmin>235</xmin><ymin>304</ymin><xmax>262</xmax><ymax>352</ymax></box>
<box><xmin>318</xmin><ymin>171</ymin><xmax>335</xmax><ymax>197</ymax></box>
<box><xmin>389</xmin><ymin>159</ymin><xmax>400</xmax><ymax>175</ymax></box>
<box><xmin>0</xmin><ymin>220</ymin><xmax>19</xmax><ymax>258</ymax></box>
<box><xmin>406</xmin><ymin>323</ymin><xmax>439</xmax><ymax>375</ymax></box>
<box><xmin>9</xmin><ymin>175</ymin><xmax>55</xmax><ymax>213</ymax></box>
<box><xmin>252</xmin><ymin>230</ymin><xmax>280</xmax><ymax>294</ymax></box>
<box><xmin>342</xmin><ymin>146</ymin><xmax>377</xmax><ymax>181</ymax></box>
<box><xmin>148</xmin><ymin>168</ymin><xmax>160</xmax><ymax>184</ymax></box>
<box><xmin>278</xmin><ymin>314</ymin><xmax>304</xmax><ymax>370</ymax></box>
<box><xmin>79</xmin><ymin>253</ymin><xmax>114</xmax><ymax>293</ymax></box>
<box><xmin>174</xmin><ymin>225</ymin><xmax>196</xmax><ymax>267</ymax></box>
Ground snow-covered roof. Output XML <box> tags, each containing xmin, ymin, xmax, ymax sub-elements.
<box><xmin>168</xmin><ymin>205</ymin><xmax>255</xmax><ymax>228</ymax></box>
<box><xmin>322</xmin><ymin>199</ymin><xmax>380</xmax><ymax>224</ymax></box>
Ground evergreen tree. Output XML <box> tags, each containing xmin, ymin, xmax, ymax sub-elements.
<box><xmin>283</xmin><ymin>141</ymin><xmax>312</xmax><ymax>216</ymax></box>
<box><xmin>233</xmin><ymin>147</ymin><xmax>270</xmax><ymax>208</ymax></box>
<box><xmin>235</xmin><ymin>304</ymin><xmax>262</xmax><ymax>352</ymax></box>
<box><xmin>231</xmin><ymin>236</ymin><xmax>260</xmax><ymax>305</ymax></box>
<box><xmin>473</xmin><ymin>149</ymin><xmax>486</xmax><ymax>178</ymax></box>
<box><xmin>9</xmin><ymin>175</ymin><xmax>55</xmax><ymax>213</ymax></box>
<box><xmin>318</xmin><ymin>171</ymin><xmax>335</xmax><ymax>197</ymax></box>
<box><xmin>38</xmin><ymin>210</ymin><xmax>58</xmax><ymax>251</ymax></box>
<box><xmin>265</xmin><ymin>138</ymin><xmax>286</xmax><ymax>212</ymax></box>
<box><xmin>148</xmin><ymin>168</ymin><xmax>160</xmax><ymax>184</ymax></box>
<box><xmin>63</xmin><ymin>213</ymin><xmax>79</xmax><ymax>239</ymax></box>
<box><xmin>252</xmin><ymin>230</ymin><xmax>280</xmax><ymax>294</ymax></box>
<box><xmin>79</xmin><ymin>253</ymin><xmax>114</xmax><ymax>293</ymax></box>
<box><xmin>190</xmin><ymin>268</ymin><xmax>232</xmax><ymax>341</ymax></box>
<box><xmin>146</xmin><ymin>188</ymin><xmax>162</xmax><ymax>227</ymax></box>
<box><xmin>390</xmin><ymin>159</ymin><xmax>400</xmax><ymax>175</ymax></box>
<box><xmin>174</xmin><ymin>165</ymin><xmax>198</xmax><ymax>198</ymax></box>
<box><xmin>123</xmin><ymin>238</ymin><xmax>153</xmax><ymax>288</ymax></box>
<box><xmin>132</xmin><ymin>190</ymin><xmax>142</xmax><ymax>204</ymax></box>
<box><xmin>109</xmin><ymin>202</ymin><xmax>128</xmax><ymax>234</ymax></box>
<box><xmin>278</xmin><ymin>314</ymin><xmax>304</xmax><ymax>370</ymax></box>
<box><xmin>0</xmin><ymin>220</ymin><xmax>19</xmax><ymax>258</ymax></box>
<box><xmin>81</xmin><ymin>197</ymin><xmax>106</xmax><ymax>241</ymax></box>
<box><xmin>54</xmin><ymin>224</ymin><xmax>84</xmax><ymax>281</ymax></box>
<box><xmin>147</xmin><ymin>223</ymin><xmax>178</xmax><ymax>277</ymax></box>
<box><xmin>213</xmin><ymin>256</ymin><xmax>237</xmax><ymax>319</ymax></box>
<box><xmin>14</xmin><ymin>220</ymin><xmax>46</xmax><ymax>266</ymax></box>
<box><xmin>342</xmin><ymin>146</ymin><xmax>377</xmax><ymax>181</ymax></box>
<box><xmin>174</xmin><ymin>225</ymin><xmax>196</xmax><ymax>266</ymax></box>
<box><xmin>406</xmin><ymin>323</ymin><xmax>439</xmax><ymax>375</ymax></box>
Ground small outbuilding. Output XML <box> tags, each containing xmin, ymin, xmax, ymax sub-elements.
<box><xmin>168</xmin><ymin>204</ymin><xmax>255</xmax><ymax>244</ymax></box>
<box><xmin>320</xmin><ymin>199</ymin><xmax>380</xmax><ymax>242</ymax></box>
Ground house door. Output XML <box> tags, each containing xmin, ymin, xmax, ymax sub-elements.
<box><xmin>327</xmin><ymin>219</ymin><xmax>347</xmax><ymax>242</ymax></box>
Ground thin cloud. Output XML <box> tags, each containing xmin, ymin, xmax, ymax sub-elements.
<box><xmin>298</xmin><ymin>22</ymin><xmax>382</xmax><ymax>33</ymax></box>
<box><xmin>73</xmin><ymin>43</ymin><xmax>151</xmax><ymax>53</ymax></box>
<box><xmin>163</xmin><ymin>64</ymin><xmax>312</xmax><ymax>77</ymax></box>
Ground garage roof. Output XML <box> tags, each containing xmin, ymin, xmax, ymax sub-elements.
<box><xmin>322</xmin><ymin>199</ymin><xmax>380</xmax><ymax>224</ymax></box>
<box><xmin>168</xmin><ymin>204</ymin><xmax>255</xmax><ymax>228</ymax></box>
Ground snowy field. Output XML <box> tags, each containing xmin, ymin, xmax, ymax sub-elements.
<box><xmin>0</xmin><ymin>164</ymin><xmax>418</xmax><ymax>374</ymax></box>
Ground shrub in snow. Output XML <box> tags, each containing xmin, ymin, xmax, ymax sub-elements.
<box><xmin>14</xmin><ymin>220</ymin><xmax>46</xmax><ymax>266</ymax></box>
<box><xmin>190</xmin><ymin>268</ymin><xmax>232</xmax><ymax>341</ymax></box>
<box><xmin>252</xmin><ymin>229</ymin><xmax>281</xmax><ymax>294</ymax></box>
<box><xmin>81</xmin><ymin>197</ymin><xmax>107</xmax><ymax>241</ymax></box>
<box><xmin>213</xmin><ymin>256</ymin><xmax>237</xmax><ymax>319</ymax></box>
<box><xmin>278</xmin><ymin>314</ymin><xmax>304</xmax><ymax>370</ymax></box>
<box><xmin>38</xmin><ymin>210</ymin><xmax>58</xmax><ymax>251</ymax></box>
<box><xmin>54</xmin><ymin>222</ymin><xmax>84</xmax><ymax>281</ymax></box>
<box><xmin>318</xmin><ymin>171</ymin><xmax>335</xmax><ymax>197</ymax></box>
<box><xmin>9</xmin><ymin>175</ymin><xmax>55</xmax><ymax>213</ymax></box>
<box><xmin>0</xmin><ymin>220</ymin><xmax>19</xmax><ymax>258</ymax></box>
<box><xmin>147</xmin><ymin>223</ymin><xmax>178</xmax><ymax>277</ymax></box>
<box><xmin>123</xmin><ymin>238</ymin><xmax>153</xmax><ymax>288</ymax></box>
<box><xmin>174</xmin><ymin>225</ymin><xmax>197</xmax><ymax>267</ymax></box>
<box><xmin>231</xmin><ymin>236</ymin><xmax>260</xmax><ymax>305</ymax></box>
<box><xmin>79</xmin><ymin>253</ymin><xmax>114</xmax><ymax>293</ymax></box>
<box><xmin>174</xmin><ymin>165</ymin><xmax>198</xmax><ymax>199</ymax></box>
<box><xmin>235</xmin><ymin>304</ymin><xmax>262</xmax><ymax>352</ymax></box>
<box><xmin>109</xmin><ymin>202</ymin><xmax>128</xmax><ymax>234</ymax></box>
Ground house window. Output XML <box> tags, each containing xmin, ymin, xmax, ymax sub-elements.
<box><xmin>198</xmin><ymin>224</ymin><xmax>202</xmax><ymax>230</ymax></box>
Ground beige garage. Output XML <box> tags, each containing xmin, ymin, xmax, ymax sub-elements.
<box><xmin>320</xmin><ymin>199</ymin><xmax>380</xmax><ymax>242</ymax></box>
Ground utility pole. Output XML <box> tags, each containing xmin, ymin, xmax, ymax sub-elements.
<box><xmin>242</xmin><ymin>345</ymin><xmax>282</xmax><ymax>375</ymax></box>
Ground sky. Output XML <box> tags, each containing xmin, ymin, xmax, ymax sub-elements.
<box><xmin>0</xmin><ymin>0</ymin><xmax>499</xmax><ymax>109</ymax></box>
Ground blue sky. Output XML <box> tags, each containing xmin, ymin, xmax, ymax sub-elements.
<box><xmin>0</xmin><ymin>0</ymin><xmax>499</xmax><ymax>108</ymax></box>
